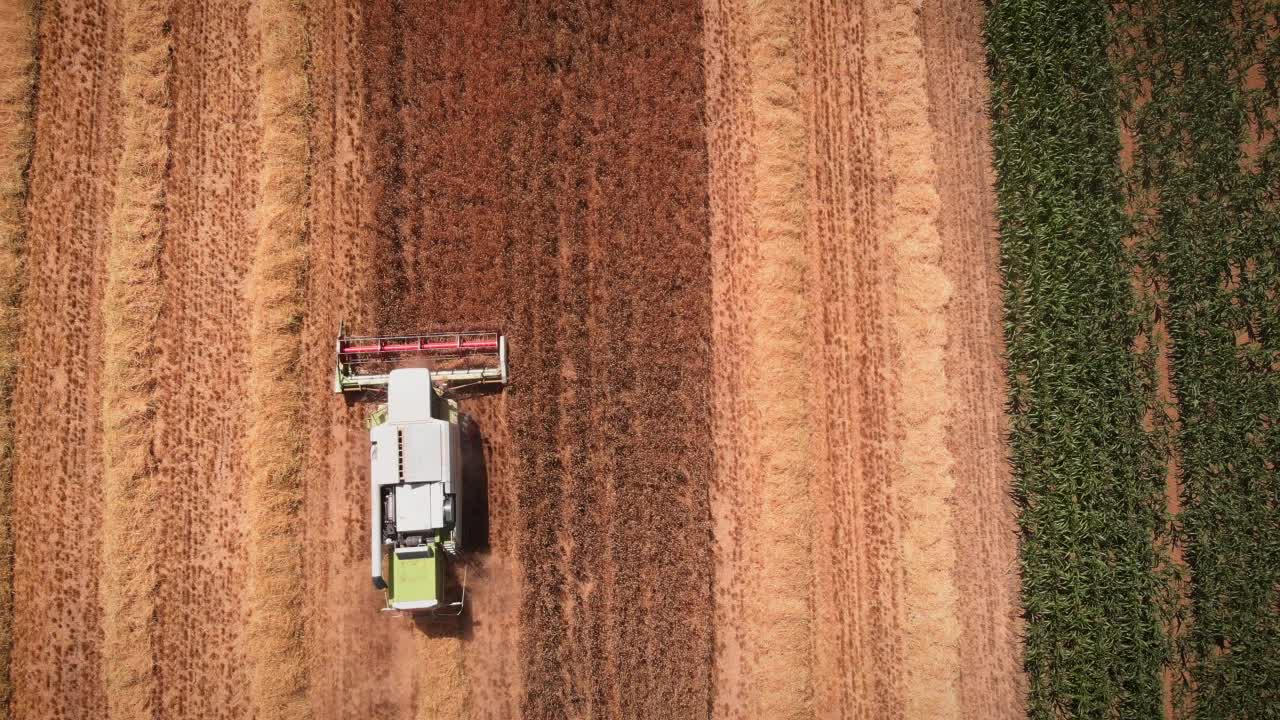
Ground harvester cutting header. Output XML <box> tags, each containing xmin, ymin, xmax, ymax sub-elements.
<box><xmin>334</xmin><ymin>326</ymin><xmax>507</xmax><ymax>393</ymax></box>
<box><xmin>334</xmin><ymin>325</ymin><xmax>509</xmax><ymax>617</ymax></box>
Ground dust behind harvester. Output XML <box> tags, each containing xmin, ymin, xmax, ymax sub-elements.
<box><xmin>334</xmin><ymin>325</ymin><xmax>509</xmax><ymax>617</ymax></box>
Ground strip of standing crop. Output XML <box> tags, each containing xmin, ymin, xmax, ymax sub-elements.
<box><xmin>1122</xmin><ymin>2</ymin><xmax>1280</xmax><ymax>715</ymax></box>
<box><xmin>247</xmin><ymin>0</ymin><xmax>311</xmax><ymax>718</ymax></box>
<box><xmin>0</xmin><ymin>1</ymin><xmax>38</xmax><ymax>715</ymax></box>
<box><xmin>986</xmin><ymin>2</ymin><xmax>1173</xmax><ymax>717</ymax></box>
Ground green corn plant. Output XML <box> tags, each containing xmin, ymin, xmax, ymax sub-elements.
<box><xmin>1122</xmin><ymin>1</ymin><xmax>1280</xmax><ymax>717</ymax></box>
<box><xmin>986</xmin><ymin>2</ymin><xmax>1174</xmax><ymax>717</ymax></box>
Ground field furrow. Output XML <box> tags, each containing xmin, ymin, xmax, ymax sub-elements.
<box><xmin>920</xmin><ymin>2</ymin><xmax>1023</xmax><ymax>716</ymax></box>
<box><xmin>1121</xmin><ymin>3</ymin><xmax>1280</xmax><ymax>713</ymax></box>
<box><xmin>146</xmin><ymin>4</ymin><xmax>260</xmax><ymax>716</ymax></box>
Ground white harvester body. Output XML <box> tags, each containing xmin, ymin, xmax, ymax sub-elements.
<box><xmin>368</xmin><ymin>369</ymin><xmax>463</xmax><ymax>611</ymax></box>
<box><xmin>335</xmin><ymin>327</ymin><xmax>508</xmax><ymax>616</ymax></box>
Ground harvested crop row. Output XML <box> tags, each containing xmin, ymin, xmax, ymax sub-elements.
<box><xmin>98</xmin><ymin>1</ymin><xmax>172</xmax><ymax>718</ymax></box>
<box><xmin>0</xmin><ymin>1</ymin><xmax>38</xmax><ymax>714</ymax></box>
<box><xmin>1121</xmin><ymin>2</ymin><xmax>1280</xmax><ymax>714</ymax></box>
<box><xmin>986</xmin><ymin>2</ymin><xmax>1174</xmax><ymax>717</ymax></box>
<box><xmin>920</xmin><ymin>1</ymin><xmax>1027</xmax><ymax>714</ymax></box>
<box><xmin>867</xmin><ymin>1</ymin><xmax>964</xmax><ymax>714</ymax></box>
<box><xmin>10</xmin><ymin>1</ymin><xmax>124</xmax><ymax>715</ymax></box>
<box><xmin>246</xmin><ymin>0</ymin><xmax>311</xmax><ymax>718</ymax></box>
<box><xmin>702</xmin><ymin>0</ymin><xmax>817</xmax><ymax>716</ymax></box>
<box><xmin>705</xmin><ymin>1</ymin><xmax>1023</xmax><ymax>717</ymax></box>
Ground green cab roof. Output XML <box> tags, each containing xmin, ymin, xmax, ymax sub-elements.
<box><xmin>389</xmin><ymin>546</ymin><xmax>441</xmax><ymax>607</ymax></box>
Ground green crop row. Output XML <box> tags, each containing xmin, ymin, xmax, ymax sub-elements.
<box><xmin>1120</xmin><ymin>1</ymin><xmax>1280</xmax><ymax>715</ymax></box>
<box><xmin>986</xmin><ymin>3</ymin><xmax>1175</xmax><ymax>717</ymax></box>
<box><xmin>990</xmin><ymin>0</ymin><xmax>1280</xmax><ymax>716</ymax></box>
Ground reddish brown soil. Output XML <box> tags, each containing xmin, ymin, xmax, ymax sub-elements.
<box><xmin>7</xmin><ymin>2</ymin><xmax>1023</xmax><ymax>719</ymax></box>
<box><xmin>703</xmin><ymin>1</ymin><xmax>1023</xmax><ymax>718</ymax></box>
<box><xmin>335</xmin><ymin>2</ymin><xmax>716</xmax><ymax>718</ymax></box>
<box><xmin>146</xmin><ymin>3</ymin><xmax>259</xmax><ymax>716</ymax></box>
<box><xmin>303</xmin><ymin>3</ymin><xmax>426</xmax><ymax>718</ymax></box>
<box><xmin>923</xmin><ymin>2</ymin><xmax>1025</xmax><ymax>715</ymax></box>
<box><xmin>12</xmin><ymin>2</ymin><xmax>264</xmax><ymax>719</ymax></box>
<box><xmin>9</xmin><ymin>3</ymin><xmax>121</xmax><ymax>717</ymax></box>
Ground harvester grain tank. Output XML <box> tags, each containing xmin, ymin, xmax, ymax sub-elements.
<box><xmin>334</xmin><ymin>326</ymin><xmax>508</xmax><ymax>616</ymax></box>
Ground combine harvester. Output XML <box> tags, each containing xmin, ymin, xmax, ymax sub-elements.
<box><xmin>334</xmin><ymin>325</ymin><xmax>508</xmax><ymax>617</ymax></box>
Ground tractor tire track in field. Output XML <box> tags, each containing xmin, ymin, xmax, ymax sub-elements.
<box><xmin>10</xmin><ymin>2</ymin><xmax>122</xmax><ymax>717</ymax></box>
<box><xmin>802</xmin><ymin>3</ymin><xmax>912</xmax><ymax>712</ymax></box>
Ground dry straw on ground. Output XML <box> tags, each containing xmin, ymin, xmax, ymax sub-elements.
<box><xmin>868</xmin><ymin>1</ymin><xmax>963</xmax><ymax>716</ymax></box>
<box><xmin>247</xmin><ymin>1</ymin><xmax>311</xmax><ymax>718</ymax></box>
<box><xmin>703</xmin><ymin>0</ymin><xmax>817</xmax><ymax>716</ymax></box>
<box><xmin>0</xmin><ymin>1</ymin><xmax>38</xmax><ymax>714</ymax></box>
<box><xmin>99</xmin><ymin>1</ymin><xmax>173</xmax><ymax>717</ymax></box>
<box><xmin>416</xmin><ymin>633</ymin><xmax>465</xmax><ymax>720</ymax></box>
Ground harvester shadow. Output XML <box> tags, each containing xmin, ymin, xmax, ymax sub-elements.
<box><xmin>340</xmin><ymin>387</ymin><xmax>383</xmax><ymax>408</ymax></box>
<box><xmin>458</xmin><ymin>413</ymin><xmax>490</xmax><ymax>553</ymax></box>
<box><xmin>412</xmin><ymin>564</ymin><xmax>480</xmax><ymax>641</ymax></box>
<box><xmin>413</xmin><ymin>413</ymin><xmax>488</xmax><ymax>640</ymax></box>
